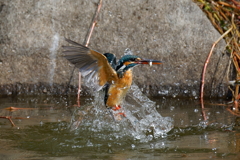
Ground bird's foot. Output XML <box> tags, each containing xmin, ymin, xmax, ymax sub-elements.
<box><xmin>112</xmin><ymin>105</ymin><xmax>121</xmax><ymax>111</ymax></box>
<box><xmin>113</xmin><ymin>105</ymin><xmax>126</xmax><ymax>119</ymax></box>
<box><xmin>117</xmin><ymin>112</ymin><xmax>126</xmax><ymax>117</ymax></box>
<box><xmin>107</xmin><ymin>106</ymin><xmax>126</xmax><ymax>121</ymax></box>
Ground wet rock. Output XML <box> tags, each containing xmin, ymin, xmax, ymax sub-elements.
<box><xmin>0</xmin><ymin>0</ymin><xmax>228</xmax><ymax>97</ymax></box>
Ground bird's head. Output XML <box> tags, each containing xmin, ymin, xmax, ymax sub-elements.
<box><xmin>116</xmin><ymin>55</ymin><xmax>162</xmax><ymax>78</ymax></box>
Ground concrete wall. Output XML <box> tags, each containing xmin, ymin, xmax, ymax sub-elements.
<box><xmin>0</xmin><ymin>0</ymin><xmax>228</xmax><ymax>97</ymax></box>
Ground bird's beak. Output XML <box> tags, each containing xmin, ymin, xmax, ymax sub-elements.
<box><xmin>135</xmin><ymin>59</ymin><xmax>162</xmax><ymax>67</ymax></box>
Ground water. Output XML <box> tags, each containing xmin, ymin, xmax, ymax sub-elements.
<box><xmin>49</xmin><ymin>1</ymin><xmax>60</xmax><ymax>86</ymax></box>
<box><xmin>69</xmin><ymin>83</ymin><xmax>173</xmax><ymax>143</ymax></box>
<box><xmin>49</xmin><ymin>33</ymin><xmax>59</xmax><ymax>85</ymax></box>
<box><xmin>0</xmin><ymin>94</ymin><xmax>240</xmax><ymax>159</ymax></box>
<box><xmin>124</xmin><ymin>48</ymin><xmax>133</xmax><ymax>55</ymax></box>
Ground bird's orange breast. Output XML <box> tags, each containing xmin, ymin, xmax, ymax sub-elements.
<box><xmin>106</xmin><ymin>70</ymin><xmax>133</xmax><ymax>108</ymax></box>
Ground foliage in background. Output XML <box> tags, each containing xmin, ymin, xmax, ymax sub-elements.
<box><xmin>194</xmin><ymin>0</ymin><xmax>240</xmax><ymax>107</ymax></box>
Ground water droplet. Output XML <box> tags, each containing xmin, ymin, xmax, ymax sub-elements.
<box><xmin>131</xmin><ymin>144</ymin><xmax>135</xmax><ymax>149</ymax></box>
<box><xmin>170</xmin><ymin>106</ymin><xmax>175</xmax><ymax>111</ymax></box>
<box><xmin>108</xmin><ymin>11</ymin><xmax>113</xmax><ymax>16</ymax></box>
<box><xmin>150</xmin><ymin>143</ymin><xmax>154</xmax><ymax>149</ymax></box>
<box><xmin>194</xmin><ymin>109</ymin><xmax>199</xmax><ymax>113</ymax></box>
<box><xmin>158</xmin><ymin>90</ymin><xmax>168</xmax><ymax>95</ymax></box>
<box><xmin>124</xmin><ymin>48</ymin><xmax>133</xmax><ymax>55</ymax></box>
<box><xmin>192</xmin><ymin>91</ymin><xmax>196</xmax><ymax>96</ymax></box>
<box><xmin>86</xmin><ymin>140</ymin><xmax>93</xmax><ymax>147</ymax></box>
<box><xmin>174</xmin><ymin>83</ymin><xmax>180</xmax><ymax>86</ymax></box>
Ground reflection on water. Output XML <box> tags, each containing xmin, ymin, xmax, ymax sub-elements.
<box><xmin>0</xmin><ymin>94</ymin><xmax>240</xmax><ymax>159</ymax></box>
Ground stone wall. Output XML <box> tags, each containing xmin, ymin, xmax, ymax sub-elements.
<box><xmin>0</xmin><ymin>0</ymin><xmax>228</xmax><ymax>97</ymax></box>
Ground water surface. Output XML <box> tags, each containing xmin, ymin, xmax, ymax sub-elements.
<box><xmin>0</xmin><ymin>95</ymin><xmax>239</xmax><ymax>160</ymax></box>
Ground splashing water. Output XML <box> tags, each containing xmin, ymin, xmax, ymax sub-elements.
<box><xmin>124</xmin><ymin>83</ymin><xmax>173</xmax><ymax>140</ymax></box>
<box><xmin>124</xmin><ymin>48</ymin><xmax>133</xmax><ymax>55</ymax></box>
<box><xmin>70</xmin><ymin>83</ymin><xmax>173</xmax><ymax>142</ymax></box>
<box><xmin>49</xmin><ymin>2</ymin><xmax>59</xmax><ymax>86</ymax></box>
<box><xmin>49</xmin><ymin>33</ymin><xmax>59</xmax><ymax>85</ymax></box>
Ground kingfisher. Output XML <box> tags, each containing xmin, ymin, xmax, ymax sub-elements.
<box><xmin>63</xmin><ymin>38</ymin><xmax>162</xmax><ymax>119</ymax></box>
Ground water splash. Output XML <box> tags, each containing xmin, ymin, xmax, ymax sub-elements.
<box><xmin>124</xmin><ymin>48</ymin><xmax>133</xmax><ymax>55</ymax></box>
<box><xmin>70</xmin><ymin>83</ymin><xmax>173</xmax><ymax>142</ymax></box>
<box><xmin>49</xmin><ymin>33</ymin><xmax>59</xmax><ymax>85</ymax></box>
<box><xmin>49</xmin><ymin>1</ymin><xmax>59</xmax><ymax>86</ymax></box>
<box><xmin>125</xmin><ymin>83</ymin><xmax>173</xmax><ymax>140</ymax></box>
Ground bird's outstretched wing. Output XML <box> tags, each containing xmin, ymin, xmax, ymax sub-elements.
<box><xmin>63</xmin><ymin>38</ymin><xmax>118</xmax><ymax>91</ymax></box>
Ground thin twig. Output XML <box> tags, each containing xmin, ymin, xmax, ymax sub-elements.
<box><xmin>227</xmin><ymin>50</ymin><xmax>235</xmax><ymax>98</ymax></box>
<box><xmin>77</xmin><ymin>0</ymin><xmax>103</xmax><ymax>105</ymax></box>
<box><xmin>226</xmin><ymin>107</ymin><xmax>240</xmax><ymax>116</ymax></box>
<box><xmin>0</xmin><ymin>116</ymin><xmax>16</xmax><ymax>126</ymax></box>
<box><xmin>200</xmin><ymin>26</ymin><xmax>233</xmax><ymax>107</ymax></box>
<box><xmin>64</xmin><ymin>66</ymin><xmax>75</xmax><ymax>95</ymax></box>
<box><xmin>77</xmin><ymin>73</ymin><xmax>81</xmax><ymax>104</ymax></box>
<box><xmin>85</xmin><ymin>0</ymin><xmax>103</xmax><ymax>47</ymax></box>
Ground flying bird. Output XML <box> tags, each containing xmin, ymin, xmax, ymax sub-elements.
<box><xmin>63</xmin><ymin>38</ymin><xmax>162</xmax><ymax>120</ymax></box>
